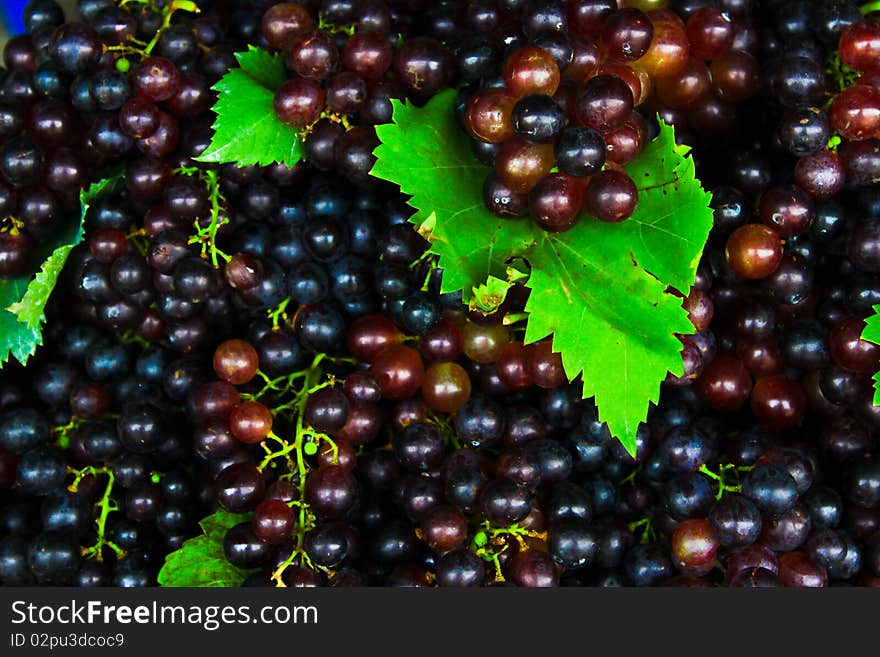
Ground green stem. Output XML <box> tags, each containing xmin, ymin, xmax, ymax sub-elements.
<box><xmin>142</xmin><ymin>1</ymin><xmax>201</xmax><ymax>57</ymax></box>
<box><xmin>176</xmin><ymin>167</ymin><xmax>231</xmax><ymax>267</ymax></box>
<box><xmin>268</xmin><ymin>298</ymin><xmax>292</xmax><ymax>331</ymax></box>
<box><xmin>68</xmin><ymin>466</ymin><xmax>124</xmax><ymax>561</ymax></box>
<box><xmin>861</xmin><ymin>1</ymin><xmax>880</xmax><ymax>15</ymax></box>
<box><xmin>699</xmin><ymin>464</ymin><xmax>745</xmax><ymax>500</ymax></box>
<box><xmin>627</xmin><ymin>515</ymin><xmax>656</xmax><ymax>544</ymax></box>
<box><xmin>264</xmin><ymin>353</ymin><xmax>330</xmax><ymax>586</ymax></box>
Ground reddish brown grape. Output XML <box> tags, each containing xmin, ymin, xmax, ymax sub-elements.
<box><xmin>828</xmin><ymin>84</ymin><xmax>880</xmax><ymax>142</ymax></box>
<box><xmin>633</xmin><ymin>9</ymin><xmax>689</xmax><ymax>79</ymax></box>
<box><xmin>585</xmin><ymin>169</ymin><xmax>638</xmax><ymax>223</ymax></box>
<box><xmin>503</xmin><ymin>46</ymin><xmax>560</xmax><ymax>98</ymax></box>
<box><xmin>288</xmin><ymin>30</ymin><xmax>338</xmax><ymax>80</ymax></box>
<box><xmin>527</xmin><ymin>340</ymin><xmax>567</xmax><ymax>389</ymax></box>
<box><xmin>262</xmin><ymin>2</ymin><xmax>313</xmax><ymax>50</ymax></box>
<box><xmin>419</xmin><ymin>317</ymin><xmax>464</xmax><ymax>362</ymax></box>
<box><xmin>777</xmin><ymin>552</ymin><xmax>827</xmax><ymax>588</ymax></box>
<box><xmin>213</xmin><ymin>339</ymin><xmax>259</xmax><ymax>385</ymax></box>
<box><xmin>567</xmin><ymin>1</ymin><xmax>615</xmax><ymax>39</ymax></box>
<box><xmin>342</xmin><ymin>31</ymin><xmax>393</xmax><ymax>80</ymax></box>
<box><xmin>495</xmin><ymin>137</ymin><xmax>555</xmax><ymax>193</ymax></box>
<box><xmin>229</xmin><ymin>401</ymin><xmax>273</xmax><ymax>444</ymax></box>
<box><xmin>346</xmin><ymin>314</ymin><xmax>401</xmax><ymax>363</ymax></box>
<box><xmin>465</xmin><ymin>88</ymin><xmax>516</xmax><ymax>143</ymax></box>
<box><xmin>371</xmin><ymin>344</ymin><xmax>425</xmax><ymax>400</ymax></box>
<box><xmin>252</xmin><ymin>498</ymin><xmax>295</xmax><ymax>545</ymax></box>
<box><xmin>421</xmin><ymin>506</ymin><xmax>468</xmax><ymax>552</ymax></box>
<box><xmin>758</xmin><ymin>185</ymin><xmax>813</xmax><ymax>237</ymax></box>
<box><xmin>655</xmin><ymin>57</ymin><xmax>711</xmax><ymax>109</ymax></box>
<box><xmin>604</xmin><ymin>111</ymin><xmax>648</xmax><ymax>165</ymax></box>
<box><xmin>682</xmin><ymin>287</ymin><xmax>714</xmax><ymax>332</ymax></box>
<box><xmin>318</xmin><ymin>438</ymin><xmax>356</xmax><ymax>471</ymax></box>
<box><xmin>193</xmin><ymin>381</ymin><xmax>241</xmax><ymax>421</ymax></box>
<box><xmin>392</xmin><ymin>37</ymin><xmax>451</xmax><ymax>99</ymax></box>
<box><xmin>494</xmin><ymin>343</ymin><xmax>534</xmax><ymax>391</ymax></box>
<box><xmin>304</xmin><ymin>465</ymin><xmax>357</xmax><ymax>518</ymax></box>
<box><xmin>274</xmin><ymin>78</ymin><xmax>324</xmax><ymax>129</ymax></box>
<box><xmin>599</xmin><ymin>8</ymin><xmax>654</xmax><ymax>62</ymax></box>
<box><xmin>671</xmin><ymin>518</ymin><xmax>719</xmax><ymax>575</ymax></box>
<box><xmin>530</xmin><ymin>172</ymin><xmax>586</xmax><ymax>232</ymax></box>
<box><xmin>725</xmin><ymin>224</ymin><xmax>783</xmax><ymax>279</ymax></box>
<box><xmin>563</xmin><ymin>38</ymin><xmax>601</xmax><ymax>82</ymax></box>
<box><xmin>461</xmin><ymin>321</ymin><xmax>510</xmax><ymax>364</ymax></box>
<box><xmin>505</xmin><ymin>549</ymin><xmax>559</xmax><ymax>587</ymax></box>
<box><xmin>737</xmin><ymin>338</ymin><xmax>783</xmax><ymax>378</ymax></box>
<box><xmin>422</xmin><ymin>361</ymin><xmax>472</xmax><ymax>413</ymax></box>
<box><xmin>0</xmin><ymin>230</ymin><xmax>33</xmax><ymax>278</ymax></box>
<box><xmin>696</xmin><ymin>355</ymin><xmax>752</xmax><ymax>412</ymax></box>
<box><xmin>829</xmin><ymin>316</ymin><xmax>880</xmax><ymax>374</ymax></box>
<box><xmin>839</xmin><ymin>19</ymin><xmax>880</xmax><ymax>73</ymax></box>
<box><xmin>686</xmin><ymin>7</ymin><xmax>734</xmax><ymax>60</ymax></box>
<box><xmin>750</xmin><ymin>375</ymin><xmax>807</xmax><ymax>430</ymax></box>
<box><xmin>598</xmin><ymin>61</ymin><xmax>646</xmax><ymax>106</ymax></box>
<box><xmin>710</xmin><ymin>50</ymin><xmax>760</xmax><ymax>102</ymax></box>
<box><xmin>483</xmin><ymin>173</ymin><xmax>530</xmax><ymax>218</ymax></box>
<box><xmin>334</xmin><ymin>405</ymin><xmax>382</xmax><ymax>445</ymax></box>
<box><xmin>575</xmin><ymin>74</ymin><xmax>634</xmax><ymax>133</ymax></box>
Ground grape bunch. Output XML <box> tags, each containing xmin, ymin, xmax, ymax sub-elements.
<box><xmin>0</xmin><ymin>323</ymin><xmax>214</xmax><ymax>585</ymax></box>
<box><xmin>456</xmin><ymin>2</ymin><xmax>760</xmax><ymax>232</ymax></box>
<box><xmin>264</xmin><ymin>2</ymin><xmax>453</xmax><ymax>182</ymax></box>
<box><xmin>3</xmin><ymin>0</ymin><xmax>880</xmax><ymax>590</ymax></box>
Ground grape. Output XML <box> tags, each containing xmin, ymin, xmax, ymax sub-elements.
<box><xmin>575</xmin><ymin>74</ymin><xmax>634</xmax><ymax>133</ymax></box>
<box><xmin>634</xmin><ymin>9</ymin><xmax>689</xmax><ymax>79</ymax></box>
<box><xmin>229</xmin><ymin>401</ymin><xmax>273</xmax><ymax>444</ymax></box>
<box><xmin>503</xmin><ymin>46</ymin><xmax>560</xmax><ymax>98</ymax></box>
<box><xmin>585</xmin><ymin>169</ymin><xmax>638</xmax><ymax>223</ymax></box>
<box><xmin>530</xmin><ymin>172</ymin><xmax>585</xmax><ymax>232</ymax></box>
<box><xmin>839</xmin><ymin>19</ymin><xmax>880</xmax><ymax>72</ymax></box>
<box><xmin>213</xmin><ymin>339</ymin><xmax>259</xmax><ymax>385</ymax></box>
<box><xmin>495</xmin><ymin>136</ymin><xmax>556</xmax><ymax>194</ymax></box>
<box><xmin>686</xmin><ymin>8</ymin><xmax>734</xmax><ymax>60</ymax></box>
<box><xmin>274</xmin><ymin>78</ymin><xmax>324</xmax><ymax>129</ymax></box>
<box><xmin>725</xmin><ymin>224</ymin><xmax>783</xmax><ymax>279</ymax></box>
<box><xmin>599</xmin><ymin>8</ymin><xmax>654</xmax><ymax>62</ymax></box>
<box><xmin>465</xmin><ymin>89</ymin><xmax>516</xmax><ymax>143</ymax></box>
<box><xmin>0</xmin><ymin>0</ymin><xmax>876</xmax><ymax>592</ymax></box>
<box><xmin>742</xmin><ymin>464</ymin><xmax>799</xmax><ymax>517</ymax></box>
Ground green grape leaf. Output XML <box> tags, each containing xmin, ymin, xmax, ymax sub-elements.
<box><xmin>0</xmin><ymin>173</ymin><xmax>123</xmax><ymax>367</ymax></box>
<box><xmin>861</xmin><ymin>304</ymin><xmax>880</xmax><ymax>405</ymax></box>
<box><xmin>371</xmin><ymin>90</ymin><xmax>713</xmax><ymax>455</ymax></box>
<box><xmin>158</xmin><ymin>510</ymin><xmax>254</xmax><ymax>587</ymax></box>
<box><xmin>196</xmin><ymin>46</ymin><xmax>303</xmax><ymax>167</ymax></box>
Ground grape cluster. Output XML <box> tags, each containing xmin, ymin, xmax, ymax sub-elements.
<box><xmin>263</xmin><ymin>2</ymin><xmax>453</xmax><ymax>182</ymax></box>
<box><xmin>0</xmin><ymin>323</ymin><xmax>210</xmax><ymax>585</ymax></box>
<box><xmin>3</xmin><ymin>0</ymin><xmax>880</xmax><ymax>589</ymax></box>
<box><xmin>455</xmin><ymin>2</ymin><xmax>760</xmax><ymax>232</ymax></box>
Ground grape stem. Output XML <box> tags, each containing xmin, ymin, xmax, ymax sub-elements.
<box><xmin>627</xmin><ymin>515</ymin><xmax>657</xmax><ymax>544</ymax></box>
<box><xmin>471</xmin><ymin>522</ymin><xmax>548</xmax><ymax>582</ymax></box>
<box><xmin>267</xmin><ymin>298</ymin><xmax>292</xmax><ymax>331</ymax></box>
<box><xmin>824</xmin><ymin>51</ymin><xmax>860</xmax><ymax>96</ymax></box>
<box><xmin>114</xmin><ymin>0</ymin><xmax>201</xmax><ymax>59</ymax></box>
<box><xmin>699</xmin><ymin>463</ymin><xmax>747</xmax><ymax>500</ymax></box>
<box><xmin>256</xmin><ymin>353</ymin><xmax>337</xmax><ymax>587</ymax></box>
<box><xmin>428</xmin><ymin>411</ymin><xmax>462</xmax><ymax>449</ymax></box>
<box><xmin>68</xmin><ymin>466</ymin><xmax>125</xmax><ymax>561</ymax></box>
<box><xmin>175</xmin><ymin>167</ymin><xmax>231</xmax><ymax>267</ymax></box>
